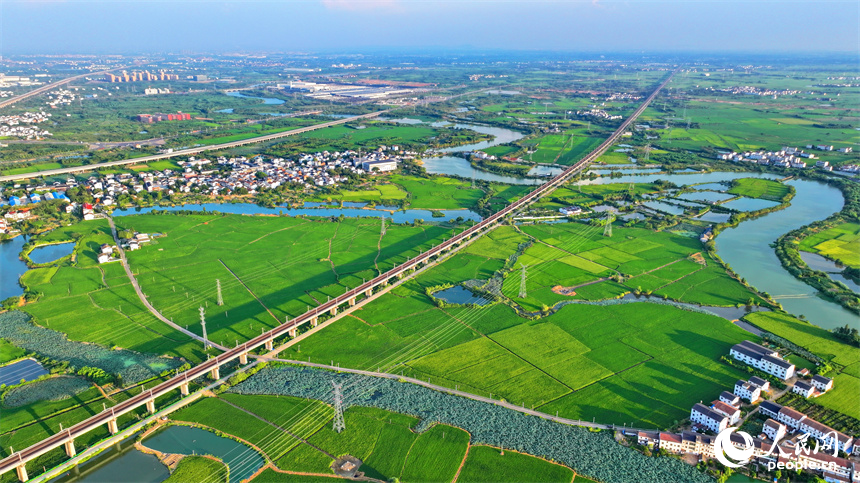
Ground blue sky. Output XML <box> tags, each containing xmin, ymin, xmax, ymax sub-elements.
<box><xmin>1</xmin><ymin>0</ymin><xmax>856</xmax><ymax>54</ymax></box>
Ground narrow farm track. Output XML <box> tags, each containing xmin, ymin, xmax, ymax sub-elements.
<box><xmin>108</xmin><ymin>217</ymin><xmax>228</xmax><ymax>350</ymax></box>
<box><xmin>0</xmin><ymin>72</ymin><xmax>675</xmax><ymax>479</ymax></box>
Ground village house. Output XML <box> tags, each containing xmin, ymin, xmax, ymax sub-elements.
<box><xmin>812</xmin><ymin>374</ymin><xmax>834</xmax><ymax>393</ymax></box>
<box><xmin>730</xmin><ymin>340</ymin><xmax>796</xmax><ymax>380</ymax></box>
<box><xmin>719</xmin><ymin>391</ymin><xmax>741</xmax><ymax>407</ymax></box>
<box><xmin>762</xmin><ymin>419</ymin><xmax>787</xmax><ymax>442</ymax></box>
<box><xmin>793</xmin><ymin>380</ymin><xmax>815</xmax><ymax>398</ymax></box>
<box><xmin>734</xmin><ymin>379</ymin><xmax>762</xmax><ymax>402</ymax></box>
<box><xmin>690</xmin><ymin>403</ymin><xmax>728</xmax><ymax>433</ymax></box>
<box><xmin>711</xmin><ymin>400</ymin><xmax>741</xmax><ymax>425</ymax></box>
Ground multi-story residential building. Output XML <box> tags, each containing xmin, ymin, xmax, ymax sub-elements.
<box><xmin>793</xmin><ymin>381</ymin><xmax>815</xmax><ymax>398</ymax></box>
<box><xmin>691</xmin><ymin>403</ymin><xmax>728</xmax><ymax>433</ymax></box>
<box><xmin>734</xmin><ymin>379</ymin><xmax>762</xmax><ymax>402</ymax></box>
<box><xmin>711</xmin><ymin>401</ymin><xmax>741</xmax><ymax>425</ymax></box>
<box><xmin>812</xmin><ymin>375</ymin><xmax>834</xmax><ymax>393</ymax></box>
<box><xmin>730</xmin><ymin>340</ymin><xmax>796</xmax><ymax>380</ymax></box>
<box><xmin>719</xmin><ymin>391</ymin><xmax>741</xmax><ymax>407</ymax></box>
<box><xmin>762</xmin><ymin>419</ymin><xmax>787</xmax><ymax>442</ymax></box>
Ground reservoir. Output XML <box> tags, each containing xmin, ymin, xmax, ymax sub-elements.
<box><xmin>143</xmin><ymin>425</ymin><xmax>264</xmax><ymax>483</ymax></box>
<box><xmin>29</xmin><ymin>242</ymin><xmax>75</xmax><ymax>264</ymax></box>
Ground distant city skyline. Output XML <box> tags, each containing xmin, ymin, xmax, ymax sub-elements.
<box><xmin>0</xmin><ymin>0</ymin><xmax>857</xmax><ymax>55</ymax></box>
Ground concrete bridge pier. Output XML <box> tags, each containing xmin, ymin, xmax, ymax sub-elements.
<box><xmin>348</xmin><ymin>297</ymin><xmax>356</xmax><ymax>307</ymax></box>
<box><xmin>180</xmin><ymin>382</ymin><xmax>189</xmax><ymax>396</ymax></box>
<box><xmin>330</xmin><ymin>307</ymin><xmax>338</xmax><ymax>316</ymax></box>
<box><xmin>209</xmin><ymin>366</ymin><xmax>220</xmax><ymax>380</ymax></box>
<box><xmin>364</xmin><ymin>289</ymin><xmax>373</xmax><ymax>297</ymax></box>
<box><xmin>145</xmin><ymin>399</ymin><xmax>156</xmax><ymax>414</ymax></box>
<box><xmin>64</xmin><ymin>439</ymin><xmax>76</xmax><ymax>458</ymax></box>
<box><xmin>288</xmin><ymin>328</ymin><xmax>297</xmax><ymax>338</ymax></box>
<box><xmin>265</xmin><ymin>339</ymin><xmax>273</xmax><ymax>351</ymax></box>
<box><xmin>310</xmin><ymin>317</ymin><xmax>319</xmax><ymax>327</ymax></box>
<box><xmin>239</xmin><ymin>353</ymin><xmax>248</xmax><ymax>365</ymax></box>
<box><xmin>107</xmin><ymin>418</ymin><xmax>119</xmax><ymax>435</ymax></box>
<box><xmin>15</xmin><ymin>464</ymin><xmax>27</xmax><ymax>482</ymax></box>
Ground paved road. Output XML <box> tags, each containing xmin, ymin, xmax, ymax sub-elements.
<box><xmin>108</xmin><ymin>217</ymin><xmax>228</xmax><ymax>351</ymax></box>
<box><xmin>0</xmin><ymin>74</ymin><xmax>674</xmax><ymax>479</ymax></box>
<box><xmin>0</xmin><ymin>89</ymin><xmax>488</xmax><ymax>183</ymax></box>
<box><xmin>0</xmin><ymin>68</ymin><xmax>125</xmax><ymax>110</ymax></box>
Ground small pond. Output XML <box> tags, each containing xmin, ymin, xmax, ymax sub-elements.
<box><xmin>641</xmin><ymin>201</ymin><xmax>686</xmax><ymax>216</ymax></box>
<box><xmin>695</xmin><ymin>212</ymin><xmax>732</xmax><ymax>223</ymax></box>
<box><xmin>0</xmin><ymin>358</ymin><xmax>48</xmax><ymax>386</ymax></box>
<box><xmin>433</xmin><ymin>286</ymin><xmax>490</xmax><ymax>305</ymax></box>
<box><xmin>144</xmin><ymin>425</ymin><xmax>264</xmax><ymax>483</ymax></box>
<box><xmin>676</xmin><ymin>192</ymin><xmax>736</xmax><ymax>204</ymax></box>
<box><xmin>29</xmin><ymin>242</ymin><xmax>75</xmax><ymax>264</ymax></box>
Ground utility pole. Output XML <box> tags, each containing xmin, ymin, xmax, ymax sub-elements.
<box><xmin>216</xmin><ymin>279</ymin><xmax>223</xmax><ymax>306</ymax></box>
<box><xmin>332</xmin><ymin>381</ymin><xmax>345</xmax><ymax>433</ymax></box>
<box><xmin>519</xmin><ymin>264</ymin><xmax>527</xmax><ymax>299</ymax></box>
<box><xmin>200</xmin><ymin>306</ymin><xmax>210</xmax><ymax>350</ymax></box>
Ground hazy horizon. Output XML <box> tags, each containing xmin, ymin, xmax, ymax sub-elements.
<box><xmin>0</xmin><ymin>0</ymin><xmax>857</xmax><ymax>56</ymax></box>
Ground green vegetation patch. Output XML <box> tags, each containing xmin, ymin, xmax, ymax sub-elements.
<box><xmin>457</xmin><ymin>445</ymin><xmax>574</xmax><ymax>483</ymax></box>
<box><xmin>798</xmin><ymin>222</ymin><xmax>860</xmax><ymax>268</ymax></box>
<box><xmin>728</xmin><ymin>178</ymin><xmax>790</xmax><ymax>201</ymax></box>
<box><xmin>742</xmin><ymin>312</ymin><xmax>860</xmax><ymax>367</ymax></box>
<box><xmin>164</xmin><ymin>456</ymin><xmax>228</xmax><ymax>483</ymax></box>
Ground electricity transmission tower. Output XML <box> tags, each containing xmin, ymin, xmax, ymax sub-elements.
<box><xmin>519</xmin><ymin>264</ymin><xmax>528</xmax><ymax>299</ymax></box>
<box><xmin>332</xmin><ymin>381</ymin><xmax>346</xmax><ymax>433</ymax></box>
<box><xmin>603</xmin><ymin>212</ymin><xmax>614</xmax><ymax>238</ymax></box>
<box><xmin>199</xmin><ymin>306</ymin><xmax>210</xmax><ymax>350</ymax></box>
<box><xmin>216</xmin><ymin>279</ymin><xmax>223</xmax><ymax>306</ymax></box>
<box><xmin>643</xmin><ymin>144</ymin><xmax>651</xmax><ymax>162</ymax></box>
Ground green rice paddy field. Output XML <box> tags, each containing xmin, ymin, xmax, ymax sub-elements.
<box><xmin>19</xmin><ymin>213</ymin><xmax>457</xmax><ymax>361</ymax></box>
<box><xmin>281</xmin><ymin>223</ymin><xmax>758</xmax><ymax>429</ymax></box>
<box><xmin>797</xmin><ymin>221</ymin><xmax>860</xmax><ymax>268</ymax></box>
<box><xmin>728</xmin><ymin>178</ymin><xmax>790</xmax><ymax>201</ymax></box>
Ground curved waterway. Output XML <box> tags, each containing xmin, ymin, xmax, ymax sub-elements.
<box><xmin>716</xmin><ymin>179</ymin><xmax>853</xmax><ymax>330</ymax></box>
<box><xmin>418</xmin><ymin>122</ymin><xmax>541</xmax><ymax>185</ymax></box>
<box><xmin>112</xmin><ymin>202</ymin><xmax>481</xmax><ymax>223</ymax></box>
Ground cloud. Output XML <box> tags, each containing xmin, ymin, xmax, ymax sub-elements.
<box><xmin>321</xmin><ymin>0</ymin><xmax>399</xmax><ymax>11</ymax></box>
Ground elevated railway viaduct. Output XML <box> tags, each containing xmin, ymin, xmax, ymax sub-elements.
<box><xmin>0</xmin><ymin>70</ymin><xmax>675</xmax><ymax>481</ymax></box>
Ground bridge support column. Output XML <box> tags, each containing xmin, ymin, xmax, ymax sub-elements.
<box><xmin>364</xmin><ymin>289</ymin><xmax>373</xmax><ymax>297</ymax></box>
<box><xmin>15</xmin><ymin>464</ymin><xmax>27</xmax><ymax>482</ymax></box>
<box><xmin>348</xmin><ymin>297</ymin><xmax>356</xmax><ymax>307</ymax></box>
<box><xmin>265</xmin><ymin>339</ymin><xmax>273</xmax><ymax>351</ymax></box>
<box><xmin>310</xmin><ymin>317</ymin><xmax>319</xmax><ymax>328</ymax></box>
<box><xmin>239</xmin><ymin>353</ymin><xmax>248</xmax><ymax>365</ymax></box>
<box><xmin>107</xmin><ymin>418</ymin><xmax>119</xmax><ymax>435</ymax></box>
<box><xmin>382</xmin><ymin>280</ymin><xmax>388</xmax><ymax>286</ymax></box>
<box><xmin>180</xmin><ymin>383</ymin><xmax>189</xmax><ymax>396</ymax></box>
<box><xmin>397</xmin><ymin>273</ymin><xmax>403</xmax><ymax>279</ymax></box>
<box><xmin>145</xmin><ymin>399</ymin><xmax>156</xmax><ymax>414</ymax></box>
<box><xmin>288</xmin><ymin>328</ymin><xmax>297</xmax><ymax>338</ymax></box>
<box><xmin>330</xmin><ymin>307</ymin><xmax>338</xmax><ymax>316</ymax></box>
<box><xmin>64</xmin><ymin>439</ymin><xmax>76</xmax><ymax>458</ymax></box>
<box><xmin>209</xmin><ymin>366</ymin><xmax>220</xmax><ymax>380</ymax></box>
